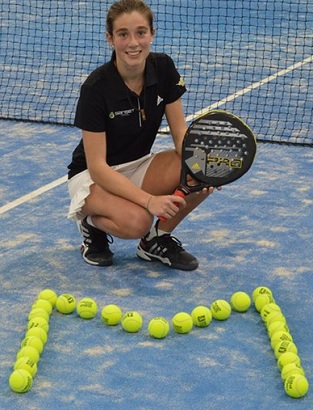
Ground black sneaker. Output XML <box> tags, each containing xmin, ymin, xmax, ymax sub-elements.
<box><xmin>136</xmin><ymin>233</ymin><xmax>198</xmax><ymax>271</ymax></box>
<box><xmin>80</xmin><ymin>217</ymin><xmax>114</xmax><ymax>266</ymax></box>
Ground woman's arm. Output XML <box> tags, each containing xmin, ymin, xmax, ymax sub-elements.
<box><xmin>164</xmin><ymin>98</ymin><xmax>188</xmax><ymax>156</ymax></box>
<box><xmin>83</xmin><ymin>130</ymin><xmax>153</xmax><ymax>209</ymax></box>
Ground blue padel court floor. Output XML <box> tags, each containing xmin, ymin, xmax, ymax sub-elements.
<box><xmin>0</xmin><ymin>120</ymin><xmax>312</xmax><ymax>409</ymax></box>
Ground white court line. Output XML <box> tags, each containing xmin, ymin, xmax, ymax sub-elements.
<box><xmin>0</xmin><ymin>175</ymin><xmax>67</xmax><ymax>215</ymax></box>
<box><xmin>1</xmin><ymin>55</ymin><xmax>312</xmax><ymax>215</ymax></box>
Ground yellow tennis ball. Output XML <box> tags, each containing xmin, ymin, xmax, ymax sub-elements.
<box><xmin>25</xmin><ymin>327</ymin><xmax>48</xmax><ymax>345</ymax></box>
<box><xmin>211</xmin><ymin>299</ymin><xmax>231</xmax><ymax>320</ymax></box>
<box><xmin>191</xmin><ymin>306</ymin><xmax>212</xmax><ymax>327</ymax></box>
<box><xmin>17</xmin><ymin>346</ymin><xmax>40</xmax><ymax>364</ymax></box>
<box><xmin>101</xmin><ymin>304</ymin><xmax>122</xmax><ymax>325</ymax></box>
<box><xmin>56</xmin><ymin>293</ymin><xmax>76</xmax><ymax>314</ymax></box>
<box><xmin>284</xmin><ymin>374</ymin><xmax>309</xmax><ymax>398</ymax></box>
<box><xmin>254</xmin><ymin>294</ymin><xmax>275</xmax><ymax>312</ymax></box>
<box><xmin>252</xmin><ymin>286</ymin><xmax>273</xmax><ymax>302</ymax></box>
<box><xmin>265</xmin><ymin>311</ymin><xmax>287</xmax><ymax>328</ymax></box>
<box><xmin>274</xmin><ymin>340</ymin><xmax>298</xmax><ymax>359</ymax></box>
<box><xmin>148</xmin><ymin>317</ymin><xmax>170</xmax><ymax>339</ymax></box>
<box><xmin>76</xmin><ymin>297</ymin><xmax>98</xmax><ymax>319</ymax></box>
<box><xmin>20</xmin><ymin>336</ymin><xmax>43</xmax><ymax>354</ymax></box>
<box><xmin>281</xmin><ymin>363</ymin><xmax>305</xmax><ymax>381</ymax></box>
<box><xmin>270</xmin><ymin>331</ymin><xmax>293</xmax><ymax>349</ymax></box>
<box><xmin>121</xmin><ymin>311</ymin><xmax>143</xmax><ymax>333</ymax></box>
<box><xmin>9</xmin><ymin>369</ymin><xmax>33</xmax><ymax>393</ymax></box>
<box><xmin>172</xmin><ymin>312</ymin><xmax>193</xmax><ymax>334</ymax></box>
<box><xmin>260</xmin><ymin>303</ymin><xmax>281</xmax><ymax>321</ymax></box>
<box><xmin>37</xmin><ymin>289</ymin><xmax>58</xmax><ymax>307</ymax></box>
<box><xmin>32</xmin><ymin>298</ymin><xmax>53</xmax><ymax>315</ymax></box>
<box><xmin>267</xmin><ymin>321</ymin><xmax>289</xmax><ymax>339</ymax></box>
<box><xmin>27</xmin><ymin>316</ymin><xmax>49</xmax><ymax>333</ymax></box>
<box><xmin>28</xmin><ymin>308</ymin><xmax>50</xmax><ymax>323</ymax></box>
<box><xmin>277</xmin><ymin>352</ymin><xmax>301</xmax><ymax>371</ymax></box>
<box><xmin>14</xmin><ymin>357</ymin><xmax>38</xmax><ymax>377</ymax></box>
<box><xmin>230</xmin><ymin>292</ymin><xmax>251</xmax><ymax>312</ymax></box>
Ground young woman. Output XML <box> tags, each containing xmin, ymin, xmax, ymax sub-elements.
<box><xmin>67</xmin><ymin>0</ymin><xmax>218</xmax><ymax>271</ymax></box>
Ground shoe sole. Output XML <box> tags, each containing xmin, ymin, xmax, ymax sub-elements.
<box><xmin>81</xmin><ymin>244</ymin><xmax>113</xmax><ymax>267</ymax></box>
<box><xmin>136</xmin><ymin>246</ymin><xmax>198</xmax><ymax>271</ymax></box>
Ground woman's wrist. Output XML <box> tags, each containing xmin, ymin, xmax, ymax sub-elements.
<box><xmin>146</xmin><ymin>195</ymin><xmax>153</xmax><ymax>214</ymax></box>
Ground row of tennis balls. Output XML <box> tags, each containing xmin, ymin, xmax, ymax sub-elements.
<box><xmin>53</xmin><ymin>290</ymin><xmax>253</xmax><ymax>332</ymax></box>
<box><xmin>8</xmin><ymin>287</ymin><xmax>250</xmax><ymax>394</ymax></box>
<box><xmin>9</xmin><ymin>289</ymin><xmax>59</xmax><ymax>393</ymax></box>
<box><xmin>252</xmin><ymin>286</ymin><xmax>309</xmax><ymax>399</ymax></box>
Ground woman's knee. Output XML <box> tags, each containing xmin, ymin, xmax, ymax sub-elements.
<box><xmin>123</xmin><ymin>209</ymin><xmax>153</xmax><ymax>238</ymax></box>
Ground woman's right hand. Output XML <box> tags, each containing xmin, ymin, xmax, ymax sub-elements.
<box><xmin>146</xmin><ymin>194</ymin><xmax>186</xmax><ymax>220</ymax></box>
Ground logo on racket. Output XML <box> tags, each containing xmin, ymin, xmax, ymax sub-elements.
<box><xmin>207</xmin><ymin>156</ymin><xmax>243</xmax><ymax>169</ymax></box>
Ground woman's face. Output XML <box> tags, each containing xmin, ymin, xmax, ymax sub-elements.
<box><xmin>107</xmin><ymin>11</ymin><xmax>155</xmax><ymax>73</ymax></box>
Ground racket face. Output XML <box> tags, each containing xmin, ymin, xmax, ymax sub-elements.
<box><xmin>181</xmin><ymin>110</ymin><xmax>257</xmax><ymax>187</ymax></box>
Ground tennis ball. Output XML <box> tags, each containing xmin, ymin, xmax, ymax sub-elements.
<box><xmin>37</xmin><ymin>289</ymin><xmax>58</xmax><ymax>307</ymax></box>
<box><xmin>172</xmin><ymin>312</ymin><xmax>193</xmax><ymax>334</ymax></box>
<box><xmin>101</xmin><ymin>304</ymin><xmax>122</xmax><ymax>325</ymax></box>
<box><xmin>14</xmin><ymin>357</ymin><xmax>38</xmax><ymax>377</ymax></box>
<box><xmin>25</xmin><ymin>327</ymin><xmax>48</xmax><ymax>345</ymax></box>
<box><xmin>284</xmin><ymin>374</ymin><xmax>309</xmax><ymax>398</ymax></box>
<box><xmin>32</xmin><ymin>298</ymin><xmax>53</xmax><ymax>314</ymax></box>
<box><xmin>267</xmin><ymin>321</ymin><xmax>289</xmax><ymax>339</ymax></box>
<box><xmin>56</xmin><ymin>293</ymin><xmax>76</xmax><ymax>314</ymax></box>
<box><xmin>20</xmin><ymin>336</ymin><xmax>43</xmax><ymax>354</ymax></box>
<box><xmin>27</xmin><ymin>316</ymin><xmax>49</xmax><ymax>333</ymax></box>
<box><xmin>28</xmin><ymin>308</ymin><xmax>50</xmax><ymax>323</ymax></box>
<box><xmin>252</xmin><ymin>286</ymin><xmax>273</xmax><ymax>302</ymax></box>
<box><xmin>148</xmin><ymin>317</ymin><xmax>170</xmax><ymax>339</ymax></box>
<box><xmin>265</xmin><ymin>311</ymin><xmax>287</xmax><ymax>328</ymax></box>
<box><xmin>260</xmin><ymin>303</ymin><xmax>281</xmax><ymax>322</ymax></box>
<box><xmin>191</xmin><ymin>305</ymin><xmax>212</xmax><ymax>327</ymax></box>
<box><xmin>281</xmin><ymin>363</ymin><xmax>305</xmax><ymax>381</ymax></box>
<box><xmin>210</xmin><ymin>300</ymin><xmax>231</xmax><ymax>320</ymax></box>
<box><xmin>9</xmin><ymin>369</ymin><xmax>33</xmax><ymax>393</ymax></box>
<box><xmin>270</xmin><ymin>331</ymin><xmax>293</xmax><ymax>350</ymax></box>
<box><xmin>121</xmin><ymin>311</ymin><xmax>143</xmax><ymax>333</ymax></box>
<box><xmin>274</xmin><ymin>340</ymin><xmax>298</xmax><ymax>359</ymax></box>
<box><xmin>76</xmin><ymin>297</ymin><xmax>98</xmax><ymax>319</ymax></box>
<box><xmin>254</xmin><ymin>294</ymin><xmax>275</xmax><ymax>312</ymax></box>
<box><xmin>17</xmin><ymin>346</ymin><xmax>40</xmax><ymax>364</ymax></box>
<box><xmin>277</xmin><ymin>352</ymin><xmax>301</xmax><ymax>371</ymax></box>
<box><xmin>230</xmin><ymin>292</ymin><xmax>251</xmax><ymax>312</ymax></box>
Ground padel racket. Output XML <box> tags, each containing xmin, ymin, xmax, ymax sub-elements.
<box><xmin>160</xmin><ymin>110</ymin><xmax>256</xmax><ymax>221</ymax></box>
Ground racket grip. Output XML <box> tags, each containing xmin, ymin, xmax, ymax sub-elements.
<box><xmin>159</xmin><ymin>189</ymin><xmax>186</xmax><ymax>222</ymax></box>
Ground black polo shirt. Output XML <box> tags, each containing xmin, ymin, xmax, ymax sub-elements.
<box><xmin>68</xmin><ymin>52</ymin><xmax>186</xmax><ymax>179</ymax></box>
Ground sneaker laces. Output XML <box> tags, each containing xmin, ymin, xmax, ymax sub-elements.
<box><xmin>154</xmin><ymin>234</ymin><xmax>185</xmax><ymax>254</ymax></box>
<box><xmin>82</xmin><ymin>224</ymin><xmax>113</xmax><ymax>250</ymax></box>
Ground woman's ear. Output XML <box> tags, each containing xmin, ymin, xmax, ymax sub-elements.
<box><xmin>151</xmin><ymin>28</ymin><xmax>156</xmax><ymax>41</ymax></box>
<box><xmin>106</xmin><ymin>32</ymin><xmax>114</xmax><ymax>48</ymax></box>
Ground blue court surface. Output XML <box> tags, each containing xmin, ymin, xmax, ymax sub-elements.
<box><xmin>0</xmin><ymin>120</ymin><xmax>312</xmax><ymax>409</ymax></box>
<box><xmin>1</xmin><ymin>0</ymin><xmax>313</xmax><ymax>408</ymax></box>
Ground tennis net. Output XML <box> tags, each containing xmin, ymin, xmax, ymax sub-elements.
<box><xmin>1</xmin><ymin>0</ymin><xmax>312</xmax><ymax>146</ymax></box>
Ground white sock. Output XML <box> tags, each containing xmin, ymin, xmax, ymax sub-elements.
<box><xmin>146</xmin><ymin>222</ymin><xmax>171</xmax><ymax>241</ymax></box>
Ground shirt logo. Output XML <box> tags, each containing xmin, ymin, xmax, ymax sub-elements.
<box><xmin>157</xmin><ymin>95</ymin><xmax>164</xmax><ymax>106</ymax></box>
<box><xmin>109</xmin><ymin>109</ymin><xmax>135</xmax><ymax>119</ymax></box>
<box><xmin>176</xmin><ymin>76</ymin><xmax>185</xmax><ymax>87</ymax></box>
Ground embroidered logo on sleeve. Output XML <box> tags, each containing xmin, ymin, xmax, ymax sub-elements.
<box><xmin>176</xmin><ymin>76</ymin><xmax>185</xmax><ymax>87</ymax></box>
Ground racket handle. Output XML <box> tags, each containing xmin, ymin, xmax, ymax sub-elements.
<box><xmin>159</xmin><ymin>189</ymin><xmax>186</xmax><ymax>222</ymax></box>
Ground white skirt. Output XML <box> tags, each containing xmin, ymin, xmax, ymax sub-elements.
<box><xmin>67</xmin><ymin>153</ymin><xmax>154</xmax><ymax>221</ymax></box>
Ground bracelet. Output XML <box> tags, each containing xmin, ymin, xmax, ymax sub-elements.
<box><xmin>146</xmin><ymin>195</ymin><xmax>153</xmax><ymax>213</ymax></box>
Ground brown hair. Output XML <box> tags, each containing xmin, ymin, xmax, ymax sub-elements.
<box><xmin>106</xmin><ymin>0</ymin><xmax>154</xmax><ymax>35</ymax></box>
